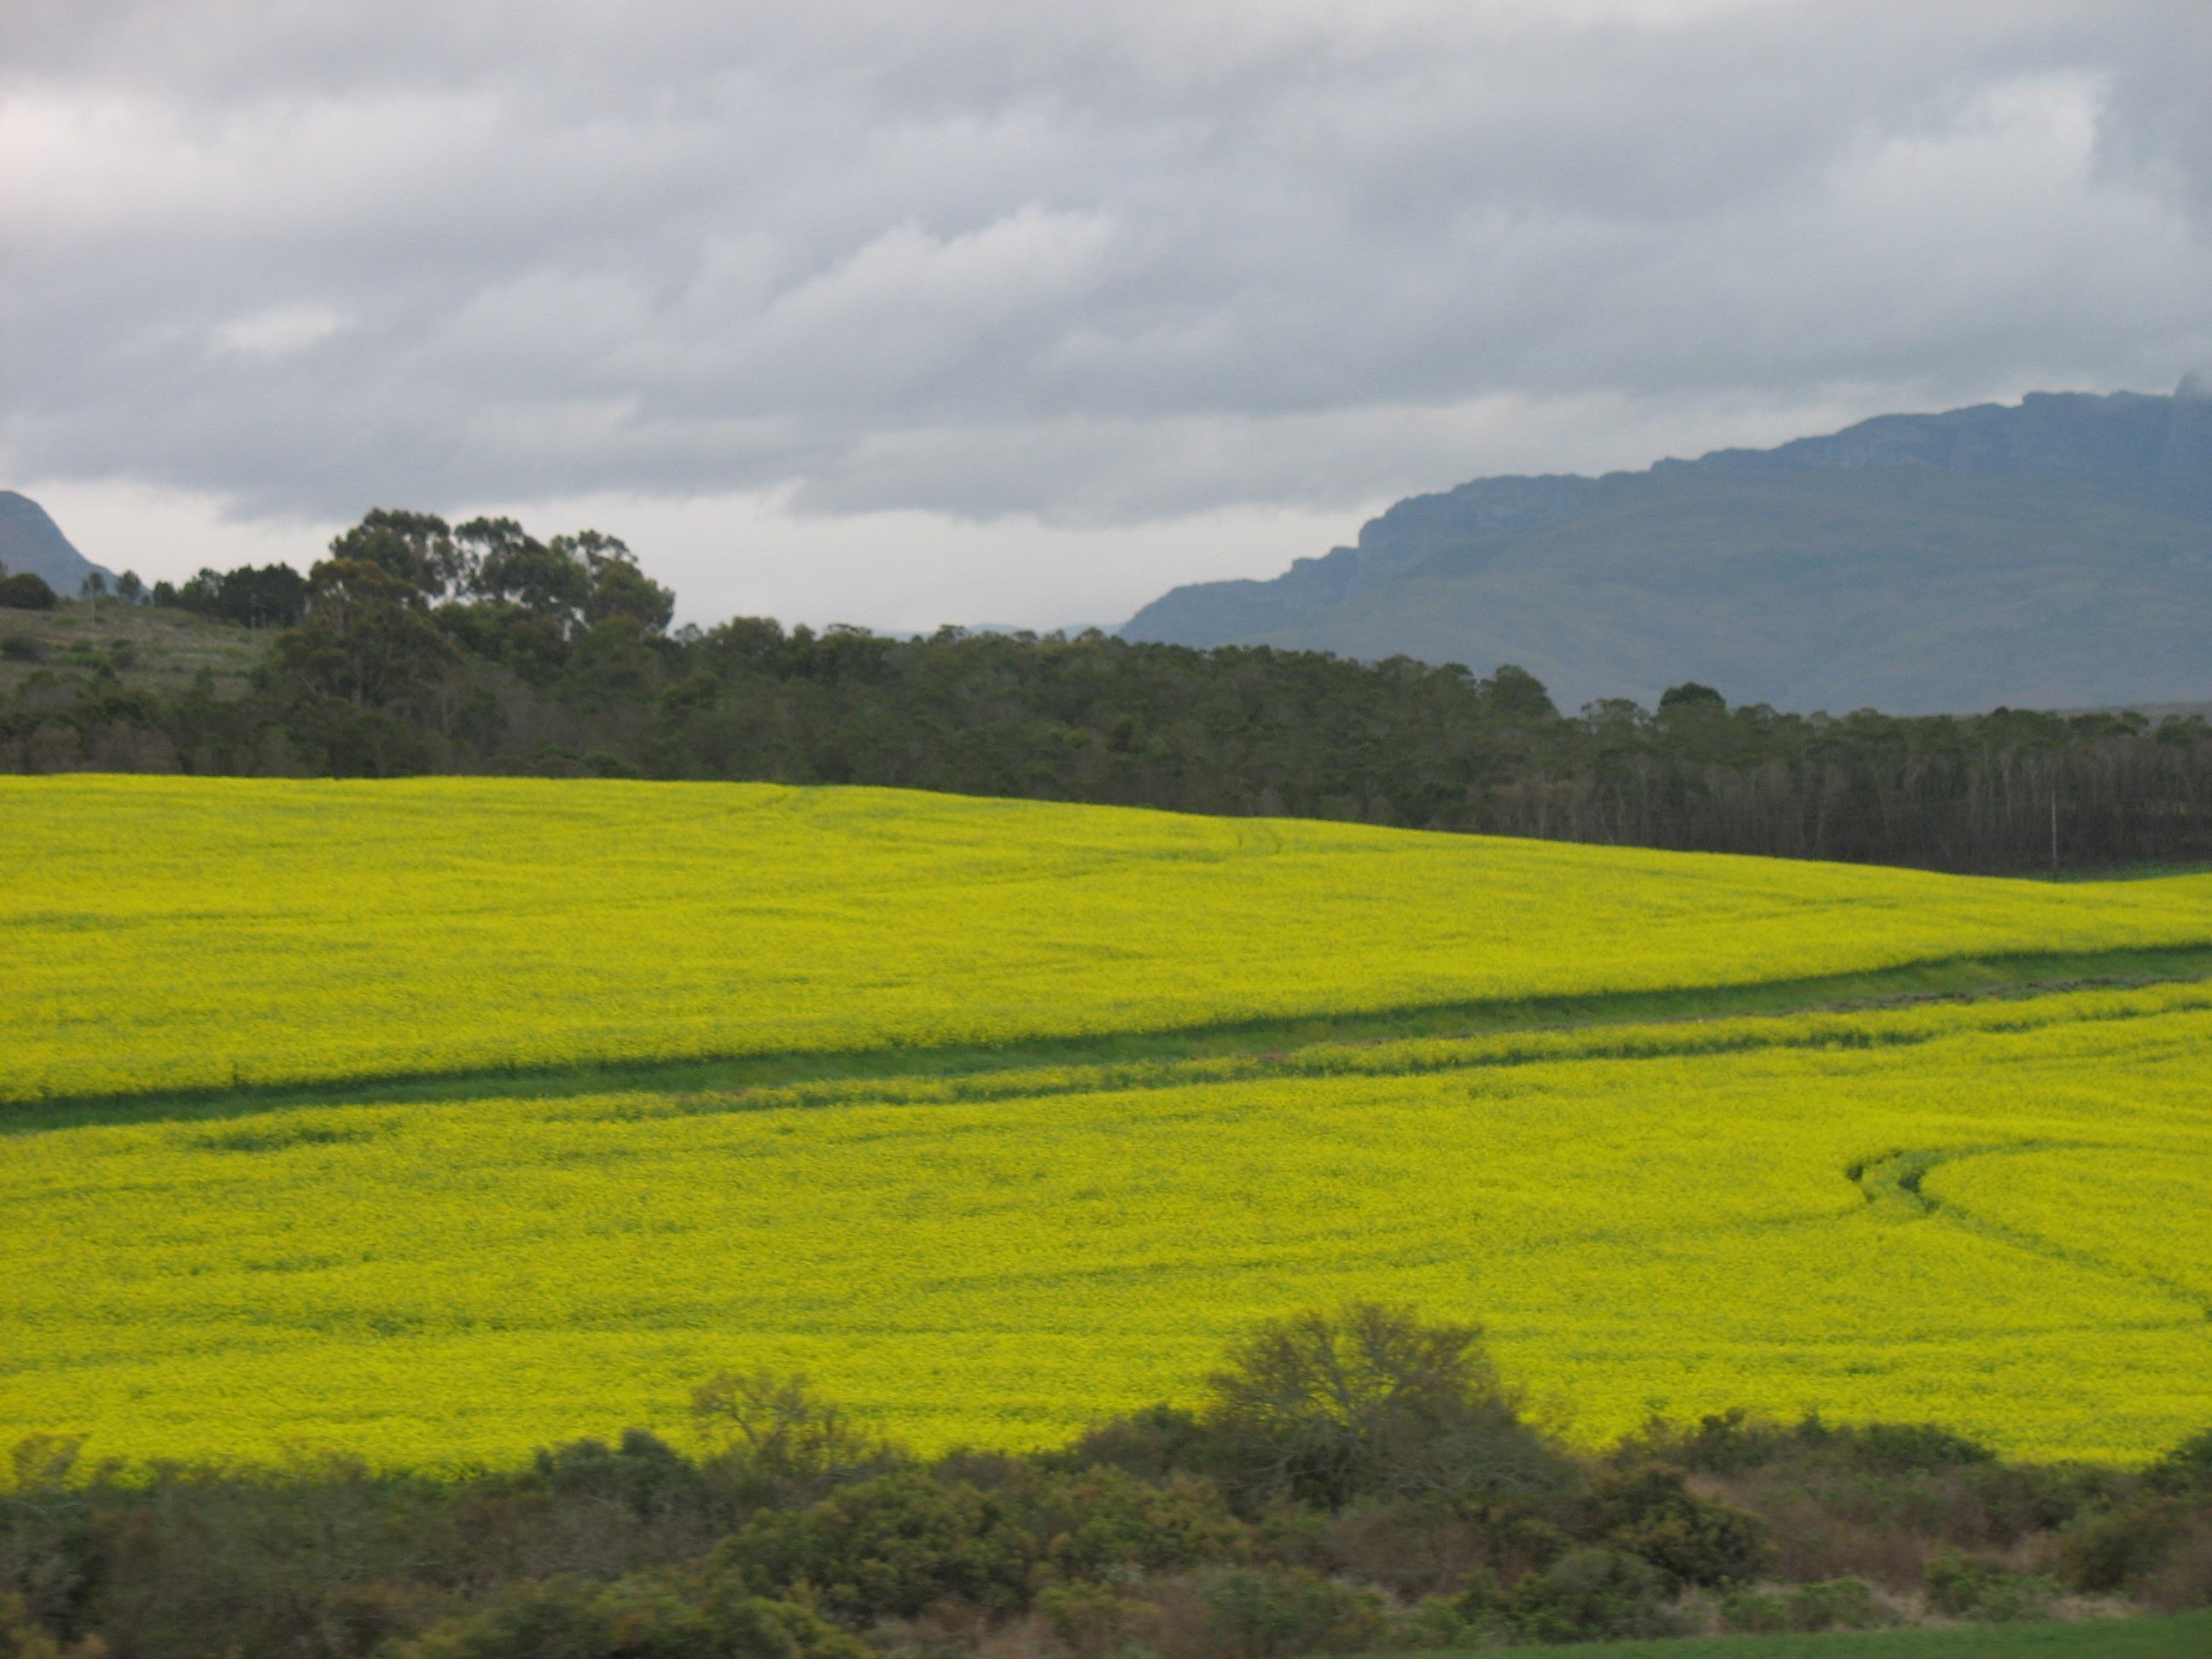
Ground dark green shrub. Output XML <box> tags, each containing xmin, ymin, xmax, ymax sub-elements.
<box><xmin>0</xmin><ymin>573</ymin><xmax>57</xmax><ymax>612</ymax></box>
<box><xmin>1195</xmin><ymin>1567</ymin><xmax>1388</xmax><ymax>1658</ymax></box>
<box><xmin>1</xmin><ymin>633</ymin><xmax>42</xmax><ymax>663</ymax></box>
<box><xmin>1628</xmin><ymin>1409</ymin><xmax>1800</xmax><ymax>1475</ymax></box>
<box><xmin>392</xmin><ymin>1574</ymin><xmax>866</xmax><ymax>1658</ymax></box>
<box><xmin>1963</xmin><ymin>1461</ymin><xmax>2117</xmax><ymax>1543</ymax></box>
<box><xmin>524</xmin><ymin>1431</ymin><xmax>720</xmax><ymax>1525</ymax></box>
<box><xmin>1460</xmin><ymin>1500</ymin><xmax>1573</xmax><ymax>1583</ymax></box>
<box><xmin>2139</xmin><ymin>1516</ymin><xmax>2212</xmax><ymax>1612</ymax></box>
<box><xmin>690</xmin><ymin>1372</ymin><xmax>905</xmax><ymax>1510</ymax></box>
<box><xmin>715</xmin><ymin>1473</ymin><xmax>1038</xmax><ymax>1623</ymax></box>
<box><xmin>1391</xmin><ymin>1596</ymin><xmax>1475</xmax><ymax>1650</ymax></box>
<box><xmin>1035</xmin><ymin>1581</ymin><xmax>1155</xmax><ymax>1659</ymax></box>
<box><xmin>2059</xmin><ymin>1496</ymin><xmax>2188</xmax><ymax>1592</ymax></box>
<box><xmin>1581</xmin><ymin>1464</ymin><xmax>1767</xmax><ymax>1590</ymax></box>
<box><xmin>1716</xmin><ymin>1587</ymin><xmax>1790</xmax><ymax>1633</ymax></box>
<box><xmin>1644</xmin><ymin>1413</ymin><xmax>1997</xmax><ymax>1477</ymax></box>
<box><xmin>1785</xmin><ymin>1575</ymin><xmax>1881</xmax><ymax>1629</ymax></box>
<box><xmin>1054</xmin><ymin>1405</ymin><xmax>1211</xmax><ymax>1485</ymax></box>
<box><xmin>1720</xmin><ymin>1577</ymin><xmax>1879</xmax><ymax>1634</ymax></box>
<box><xmin>0</xmin><ymin>1593</ymin><xmax>61</xmax><ymax>1659</ymax></box>
<box><xmin>1497</xmin><ymin>1547</ymin><xmax>1680</xmax><ymax>1644</ymax></box>
<box><xmin>1028</xmin><ymin>1467</ymin><xmax>1244</xmax><ymax>1578</ymax></box>
<box><xmin>1200</xmin><ymin>1303</ymin><xmax>1571</xmax><ymax>1512</ymax></box>
<box><xmin>2148</xmin><ymin>1429</ymin><xmax>2212</xmax><ymax>1497</ymax></box>
<box><xmin>1923</xmin><ymin>1550</ymin><xmax>2060</xmax><ymax>1622</ymax></box>
<box><xmin>1845</xmin><ymin>1423</ymin><xmax>1996</xmax><ymax>1474</ymax></box>
<box><xmin>1319</xmin><ymin>1496</ymin><xmax>1565</xmax><ymax>1598</ymax></box>
<box><xmin>1716</xmin><ymin>1583</ymin><xmax>1787</xmax><ymax>1637</ymax></box>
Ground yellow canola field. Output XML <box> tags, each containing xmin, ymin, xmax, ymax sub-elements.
<box><xmin>9</xmin><ymin>775</ymin><xmax>2212</xmax><ymax>1103</ymax></box>
<box><xmin>4</xmin><ymin>984</ymin><xmax>2209</xmax><ymax>1472</ymax></box>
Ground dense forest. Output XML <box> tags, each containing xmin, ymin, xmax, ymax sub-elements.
<box><xmin>3</xmin><ymin>1304</ymin><xmax>2208</xmax><ymax>1658</ymax></box>
<box><xmin>5</xmin><ymin>509</ymin><xmax>2210</xmax><ymax>874</ymax></box>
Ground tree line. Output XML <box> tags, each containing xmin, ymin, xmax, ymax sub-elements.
<box><xmin>3</xmin><ymin>1303</ymin><xmax>2207</xmax><ymax>1658</ymax></box>
<box><xmin>7</xmin><ymin>509</ymin><xmax>2212</xmax><ymax>874</ymax></box>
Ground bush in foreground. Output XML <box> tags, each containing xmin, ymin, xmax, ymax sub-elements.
<box><xmin>0</xmin><ymin>1307</ymin><xmax>2207</xmax><ymax>1658</ymax></box>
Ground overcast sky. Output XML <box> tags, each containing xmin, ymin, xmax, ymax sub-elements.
<box><xmin>4</xmin><ymin>0</ymin><xmax>2209</xmax><ymax>631</ymax></box>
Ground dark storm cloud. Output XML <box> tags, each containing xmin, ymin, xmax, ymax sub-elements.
<box><xmin>3</xmin><ymin>1</ymin><xmax>2209</xmax><ymax>525</ymax></box>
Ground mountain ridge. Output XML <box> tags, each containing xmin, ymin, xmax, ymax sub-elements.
<box><xmin>0</xmin><ymin>492</ymin><xmax>113</xmax><ymax>594</ymax></box>
<box><xmin>1120</xmin><ymin>386</ymin><xmax>2212</xmax><ymax>713</ymax></box>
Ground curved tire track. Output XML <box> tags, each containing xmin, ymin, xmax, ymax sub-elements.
<box><xmin>1848</xmin><ymin>1142</ymin><xmax>2211</xmax><ymax>1319</ymax></box>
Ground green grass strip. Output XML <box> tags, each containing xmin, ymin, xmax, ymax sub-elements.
<box><xmin>1359</xmin><ymin>1610</ymin><xmax>2212</xmax><ymax>1658</ymax></box>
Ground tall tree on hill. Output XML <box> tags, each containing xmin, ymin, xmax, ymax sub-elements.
<box><xmin>272</xmin><ymin>558</ymin><xmax>457</xmax><ymax>712</ymax></box>
<box><xmin>562</xmin><ymin>530</ymin><xmax>677</xmax><ymax>633</ymax></box>
<box><xmin>462</xmin><ymin>516</ymin><xmax>591</xmax><ymax>626</ymax></box>
<box><xmin>177</xmin><ymin>563</ymin><xmax>309</xmax><ymax>628</ymax></box>
<box><xmin>329</xmin><ymin>509</ymin><xmax>471</xmax><ymax>602</ymax></box>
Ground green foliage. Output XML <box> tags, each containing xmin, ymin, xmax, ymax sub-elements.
<box><xmin>715</xmin><ymin>1474</ymin><xmax>1039</xmax><ymax>1623</ymax></box>
<box><xmin>690</xmin><ymin>1373</ymin><xmax>904</xmax><ymax>1511</ymax></box>
<box><xmin>1056</xmin><ymin>1406</ymin><xmax>1214</xmax><ymax>1486</ymax></box>
<box><xmin>1201</xmin><ymin>1303</ymin><xmax>1568</xmax><ymax>1511</ymax></box>
<box><xmin>1487</xmin><ymin>1546</ymin><xmax>1683</xmax><ymax>1644</ymax></box>
<box><xmin>173</xmin><ymin>562</ymin><xmax>307</xmax><ymax>628</ymax></box>
<box><xmin>1837</xmin><ymin>1423</ymin><xmax>1999</xmax><ymax>1475</ymax></box>
<box><xmin>271</xmin><ymin>557</ymin><xmax>458</xmax><ymax>714</ymax></box>
<box><xmin>1194</xmin><ymin>1566</ymin><xmax>1388</xmax><ymax>1658</ymax></box>
<box><xmin>1924</xmin><ymin>1549</ymin><xmax>2064</xmax><ymax>1622</ymax></box>
<box><xmin>0</xmin><ymin>1381</ymin><xmax>2204</xmax><ymax>1659</ymax></box>
<box><xmin>521</xmin><ymin>1430</ymin><xmax>722</xmax><ymax>1527</ymax></box>
<box><xmin>1026</xmin><ymin>1467</ymin><xmax>1244</xmax><ymax>1579</ymax></box>
<box><xmin>0</xmin><ymin>1595</ymin><xmax>61</xmax><ymax>1659</ymax></box>
<box><xmin>329</xmin><ymin>509</ymin><xmax>466</xmax><ymax>602</ymax></box>
<box><xmin>1475</xmin><ymin>1615</ymin><xmax>2212</xmax><ymax>1656</ymax></box>
<box><xmin>2148</xmin><ymin>1429</ymin><xmax>2212</xmax><ymax>1497</ymax></box>
<box><xmin>0</xmin><ymin>573</ymin><xmax>58</xmax><ymax>612</ymax></box>
<box><xmin>1720</xmin><ymin>1577</ymin><xmax>1882</xmax><ymax>1633</ymax></box>
<box><xmin>563</xmin><ymin>532</ymin><xmax>675</xmax><ymax>634</ymax></box>
<box><xmin>16</xmin><ymin>506</ymin><xmax>2212</xmax><ymax>873</ymax></box>
<box><xmin>1034</xmin><ymin>1580</ymin><xmax>1155</xmax><ymax>1659</ymax></box>
<box><xmin>1625</xmin><ymin>1410</ymin><xmax>1998</xmax><ymax>1478</ymax></box>
<box><xmin>2060</xmin><ymin>1498</ymin><xmax>2192</xmax><ymax>1594</ymax></box>
<box><xmin>1580</xmin><ymin>1465</ymin><xmax>1767</xmax><ymax>1591</ymax></box>
<box><xmin>392</xmin><ymin>1575</ymin><xmax>866</xmax><ymax>1659</ymax></box>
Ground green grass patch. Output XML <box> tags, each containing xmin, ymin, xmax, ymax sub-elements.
<box><xmin>1365</xmin><ymin>1610</ymin><xmax>2212</xmax><ymax>1657</ymax></box>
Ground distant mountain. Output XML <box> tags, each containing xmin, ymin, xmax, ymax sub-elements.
<box><xmin>1121</xmin><ymin>385</ymin><xmax>2212</xmax><ymax>713</ymax></box>
<box><xmin>0</xmin><ymin>492</ymin><xmax>112</xmax><ymax>594</ymax></box>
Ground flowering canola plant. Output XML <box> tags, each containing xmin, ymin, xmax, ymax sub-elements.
<box><xmin>8</xmin><ymin>775</ymin><xmax>2212</xmax><ymax>1104</ymax></box>
<box><xmin>2</xmin><ymin>777</ymin><xmax>2209</xmax><ymax>1475</ymax></box>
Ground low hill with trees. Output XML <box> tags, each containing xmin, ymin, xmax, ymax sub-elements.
<box><xmin>8</xmin><ymin>506</ymin><xmax>2212</xmax><ymax>875</ymax></box>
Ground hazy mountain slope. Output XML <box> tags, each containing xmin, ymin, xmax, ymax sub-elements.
<box><xmin>0</xmin><ymin>492</ymin><xmax>111</xmax><ymax>592</ymax></box>
<box><xmin>1121</xmin><ymin>388</ymin><xmax>2212</xmax><ymax>713</ymax></box>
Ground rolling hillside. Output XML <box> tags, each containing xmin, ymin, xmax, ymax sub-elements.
<box><xmin>1121</xmin><ymin>387</ymin><xmax>2212</xmax><ymax>713</ymax></box>
<box><xmin>5</xmin><ymin>777</ymin><xmax>2212</xmax><ymax>1471</ymax></box>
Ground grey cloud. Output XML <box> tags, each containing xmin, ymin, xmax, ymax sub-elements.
<box><xmin>3</xmin><ymin>1</ymin><xmax>2211</xmax><ymax>527</ymax></box>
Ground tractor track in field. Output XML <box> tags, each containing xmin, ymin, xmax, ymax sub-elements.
<box><xmin>1848</xmin><ymin>1144</ymin><xmax>2212</xmax><ymax>1321</ymax></box>
<box><xmin>10</xmin><ymin>947</ymin><xmax>2212</xmax><ymax>1137</ymax></box>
